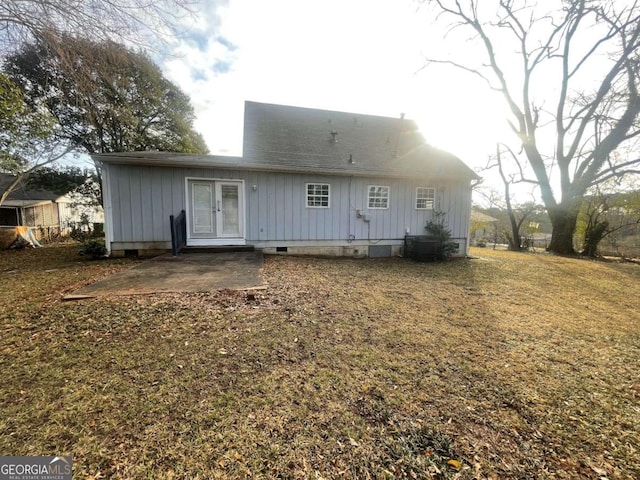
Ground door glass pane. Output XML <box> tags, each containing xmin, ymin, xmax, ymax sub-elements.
<box><xmin>193</xmin><ymin>183</ymin><xmax>213</xmax><ymax>233</ymax></box>
<box><xmin>221</xmin><ymin>184</ymin><xmax>240</xmax><ymax>235</ymax></box>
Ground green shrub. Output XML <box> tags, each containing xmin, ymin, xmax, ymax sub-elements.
<box><xmin>79</xmin><ymin>239</ymin><xmax>107</xmax><ymax>259</ymax></box>
<box><xmin>425</xmin><ymin>211</ymin><xmax>458</xmax><ymax>260</ymax></box>
<box><xmin>68</xmin><ymin>213</ymin><xmax>105</xmax><ymax>242</ymax></box>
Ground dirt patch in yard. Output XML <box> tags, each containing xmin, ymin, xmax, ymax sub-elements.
<box><xmin>73</xmin><ymin>251</ymin><xmax>264</xmax><ymax>297</ymax></box>
<box><xmin>0</xmin><ymin>245</ymin><xmax>638</xmax><ymax>479</ymax></box>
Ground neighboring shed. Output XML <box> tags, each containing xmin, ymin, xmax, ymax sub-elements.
<box><xmin>94</xmin><ymin>101</ymin><xmax>479</xmax><ymax>257</ymax></box>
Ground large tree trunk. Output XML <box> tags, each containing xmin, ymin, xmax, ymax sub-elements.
<box><xmin>581</xmin><ymin>220</ymin><xmax>609</xmax><ymax>257</ymax></box>
<box><xmin>505</xmin><ymin>211</ymin><xmax>523</xmax><ymax>251</ymax></box>
<box><xmin>547</xmin><ymin>204</ymin><xmax>580</xmax><ymax>255</ymax></box>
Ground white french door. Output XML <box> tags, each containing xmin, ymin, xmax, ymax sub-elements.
<box><xmin>217</xmin><ymin>182</ymin><xmax>241</xmax><ymax>237</ymax></box>
<box><xmin>187</xmin><ymin>179</ymin><xmax>244</xmax><ymax>244</ymax></box>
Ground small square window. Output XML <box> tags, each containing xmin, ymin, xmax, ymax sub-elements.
<box><xmin>306</xmin><ymin>183</ymin><xmax>330</xmax><ymax>208</ymax></box>
<box><xmin>416</xmin><ymin>187</ymin><xmax>435</xmax><ymax>210</ymax></box>
<box><xmin>368</xmin><ymin>185</ymin><xmax>389</xmax><ymax>209</ymax></box>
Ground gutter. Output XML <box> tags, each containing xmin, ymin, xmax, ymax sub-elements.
<box><xmin>91</xmin><ymin>154</ymin><xmax>479</xmax><ymax>182</ymax></box>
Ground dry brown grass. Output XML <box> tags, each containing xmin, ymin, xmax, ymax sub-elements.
<box><xmin>0</xmin><ymin>245</ymin><xmax>639</xmax><ymax>479</ymax></box>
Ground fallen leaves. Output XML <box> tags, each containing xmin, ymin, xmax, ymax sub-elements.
<box><xmin>1</xmin><ymin>246</ymin><xmax>639</xmax><ymax>479</ymax></box>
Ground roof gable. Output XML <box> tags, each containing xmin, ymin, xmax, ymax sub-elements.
<box><xmin>0</xmin><ymin>173</ymin><xmax>64</xmax><ymax>203</ymax></box>
<box><xmin>243</xmin><ymin>101</ymin><xmax>423</xmax><ymax>164</ymax></box>
<box><xmin>471</xmin><ymin>209</ymin><xmax>499</xmax><ymax>223</ymax></box>
<box><xmin>242</xmin><ymin>101</ymin><xmax>478</xmax><ymax>180</ymax></box>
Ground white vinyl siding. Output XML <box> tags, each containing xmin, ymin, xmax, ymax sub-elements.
<box><xmin>368</xmin><ymin>185</ymin><xmax>389</xmax><ymax>209</ymax></box>
<box><xmin>416</xmin><ymin>187</ymin><xmax>436</xmax><ymax>210</ymax></box>
<box><xmin>306</xmin><ymin>183</ymin><xmax>330</xmax><ymax>208</ymax></box>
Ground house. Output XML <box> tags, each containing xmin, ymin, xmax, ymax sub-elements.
<box><xmin>93</xmin><ymin>101</ymin><xmax>479</xmax><ymax>258</ymax></box>
<box><xmin>470</xmin><ymin>209</ymin><xmax>499</xmax><ymax>245</ymax></box>
<box><xmin>0</xmin><ymin>173</ymin><xmax>104</xmax><ymax>241</ymax></box>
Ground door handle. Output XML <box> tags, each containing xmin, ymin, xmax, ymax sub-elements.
<box><xmin>217</xmin><ymin>200</ymin><xmax>221</xmax><ymax>212</ymax></box>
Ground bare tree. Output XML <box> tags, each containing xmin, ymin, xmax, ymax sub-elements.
<box><xmin>423</xmin><ymin>0</ymin><xmax>640</xmax><ymax>254</ymax></box>
<box><xmin>0</xmin><ymin>0</ymin><xmax>199</xmax><ymax>53</ymax></box>
<box><xmin>478</xmin><ymin>144</ymin><xmax>540</xmax><ymax>250</ymax></box>
<box><xmin>491</xmin><ymin>145</ymin><xmax>539</xmax><ymax>250</ymax></box>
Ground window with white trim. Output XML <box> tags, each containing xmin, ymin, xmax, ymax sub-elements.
<box><xmin>306</xmin><ymin>183</ymin><xmax>330</xmax><ymax>208</ymax></box>
<box><xmin>368</xmin><ymin>185</ymin><xmax>390</xmax><ymax>209</ymax></box>
<box><xmin>416</xmin><ymin>187</ymin><xmax>435</xmax><ymax>210</ymax></box>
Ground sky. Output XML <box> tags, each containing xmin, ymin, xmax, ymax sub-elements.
<box><xmin>161</xmin><ymin>0</ymin><xmax>512</xmax><ymax>175</ymax></box>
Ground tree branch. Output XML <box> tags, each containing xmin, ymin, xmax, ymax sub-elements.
<box><xmin>590</xmin><ymin>169</ymin><xmax>640</xmax><ymax>187</ymax></box>
<box><xmin>569</xmin><ymin>9</ymin><xmax>640</xmax><ymax>182</ymax></box>
<box><xmin>0</xmin><ymin>143</ymin><xmax>74</xmax><ymax>206</ymax></box>
<box><xmin>418</xmin><ymin>58</ymin><xmax>501</xmax><ymax>90</ymax></box>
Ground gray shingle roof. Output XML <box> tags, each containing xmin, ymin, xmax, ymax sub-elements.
<box><xmin>95</xmin><ymin>101</ymin><xmax>478</xmax><ymax>181</ymax></box>
<box><xmin>0</xmin><ymin>173</ymin><xmax>63</xmax><ymax>203</ymax></box>
<box><xmin>242</xmin><ymin>101</ymin><xmax>478</xmax><ymax>179</ymax></box>
<box><xmin>470</xmin><ymin>209</ymin><xmax>499</xmax><ymax>223</ymax></box>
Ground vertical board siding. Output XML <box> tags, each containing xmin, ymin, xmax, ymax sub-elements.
<box><xmin>258</xmin><ymin>174</ymin><xmax>268</xmax><ymax>240</ymax></box>
<box><xmin>284</xmin><ymin>176</ymin><xmax>293</xmax><ymax>240</ymax></box>
<box><xmin>336</xmin><ymin>180</ymin><xmax>345</xmax><ymax>240</ymax></box>
<box><xmin>160</xmin><ymin>170</ymin><xmax>173</xmax><ymax>240</ymax></box>
<box><xmin>107</xmin><ymin>164</ymin><xmax>471</xmax><ymax>245</ymax></box>
<box><xmin>130</xmin><ymin>171</ymin><xmax>142</xmax><ymax>240</ymax></box>
<box><xmin>149</xmin><ymin>168</ymin><xmax>162</xmax><ymax>240</ymax></box>
<box><xmin>268</xmin><ymin>175</ymin><xmax>277</xmax><ymax>239</ymax></box>
<box><xmin>247</xmin><ymin>172</ymin><xmax>260</xmax><ymax>240</ymax></box>
<box><xmin>291</xmin><ymin>175</ymin><xmax>301</xmax><ymax>240</ymax></box>
<box><xmin>139</xmin><ymin>167</ymin><xmax>152</xmax><ymax>240</ymax></box>
<box><xmin>277</xmin><ymin>176</ymin><xmax>286</xmax><ymax>238</ymax></box>
<box><xmin>112</xmin><ymin>164</ymin><xmax>126</xmax><ymax>242</ymax></box>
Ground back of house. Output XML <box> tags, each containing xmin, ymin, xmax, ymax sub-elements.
<box><xmin>94</xmin><ymin>101</ymin><xmax>478</xmax><ymax>257</ymax></box>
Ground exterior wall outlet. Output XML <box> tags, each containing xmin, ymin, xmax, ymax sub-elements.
<box><xmin>363</xmin><ymin>214</ymin><xmax>371</xmax><ymax>222</ymax></box>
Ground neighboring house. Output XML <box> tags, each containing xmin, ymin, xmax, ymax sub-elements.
<box><xmin>0</xmin><ymin>173</ymin><xmax>104</xmax><ymax>239</ymax></box>
<box><xmin>470</xmin><ymin>209</ymin><xmax>499</xmax><ymax>245</ymax></box>
<box><xmin>93</xmin><ymin>101</ymin><xmax>479</xmax><ymax>258</ymax></box>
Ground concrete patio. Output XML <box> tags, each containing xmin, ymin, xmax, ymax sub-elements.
<box><xmin>68</xmin><ymin>251</ymin><xmax>264</xmax><ymax>298</ymax></box>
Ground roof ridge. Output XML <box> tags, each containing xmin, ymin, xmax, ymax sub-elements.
<box><xmin>244</xmin><ymin>100</ymin><xmax>413</xmax><ymax>123</ymax></box>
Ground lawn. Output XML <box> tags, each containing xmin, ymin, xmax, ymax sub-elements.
<box><xmin>0</xmin><ymin>244</ymin><xmax>639</xmax><ymax>479</ymax></box>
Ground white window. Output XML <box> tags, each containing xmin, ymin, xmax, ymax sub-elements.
<box><xmin>416</xmin><ymin>187</ymin><xmax>435</xmax><ymax>210</ymax></box>
<box><xmin>306</xmin><ymin>183</ymin><xmax>330</xmax><ymax>208</ymax></box>
<box><xmin>368</xmin><ymin>185</ymin><xmax>390</xmax><ymax>209</ymax></box>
